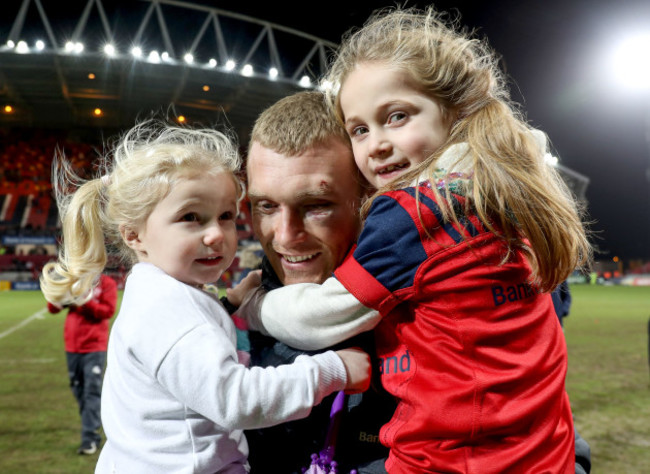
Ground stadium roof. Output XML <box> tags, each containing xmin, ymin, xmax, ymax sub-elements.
<box><xmin>0</xmin><ymin>0</ymin><xmax>590</xmax><ymax>201</ymax></box>
<box><xmin>0</xmin><ymin>0</ymin><xmax>337</xmax><ymax>139</ymax></box>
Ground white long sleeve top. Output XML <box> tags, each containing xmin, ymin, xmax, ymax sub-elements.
<box><xmin>238</xmin><ymin>277</ymin><xmax>380</xmax><ymax>351</ymax></box>
<box><xmin>96</xmin><ymin>263</ymin><xmax>346</xmax><ymax>474</ymax></box>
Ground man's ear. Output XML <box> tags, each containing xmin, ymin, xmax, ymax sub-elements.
<box><xmin>120</xmin><ymin>224</ymin><xmax>143</xmax><ymax>252</ymax></box>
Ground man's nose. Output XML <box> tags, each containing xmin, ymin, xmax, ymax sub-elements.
<box><xmin>274</xmin><ymin>209</ymin><xmax>306</xmax><ymax>246</ymax></box>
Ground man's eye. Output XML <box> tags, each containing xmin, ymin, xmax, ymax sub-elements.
<box><xmin>305</xmin><ymin>202</ymin><xmax>331</xmax><ymax>211</ymax></box>
<box><xmin>180</xmin><ymin>213</ymin><xmax>199</xmax><ymax>222</ymax></box>
<box><xmin>254</xmin><ymin>201</ymin><xmax>276</xmax><ymax>214</ymax></box>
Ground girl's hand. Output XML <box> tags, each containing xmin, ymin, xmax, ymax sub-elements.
<box><xmin>335</xmin><ymin>347</ymin><xmax>371</xmax><ymax>394</ymax></box>
<box><xmin>226</xmin><ymin>270</ymin><xmax>262</xmax><ymax>307</ymax></box>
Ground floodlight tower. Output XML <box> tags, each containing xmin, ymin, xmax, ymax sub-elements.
<box><xmin>611</xmin><ymin>32</ymin><xmax>650</xmax><ymax>243</ymax></box>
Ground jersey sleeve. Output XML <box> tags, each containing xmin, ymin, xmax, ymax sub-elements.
<box><xmin>335</xmin><ymin>193</ymin><xmax>426</xmax><ymax>312</ymax></box>
<box><xmin>78</xmin><ymin>275</ymin><xmax>118</xmax><ymax>321</ymax></box>
<box><xmin>238</xmin><ymin>193</ymin><xmax>426</xmax><ymax>351</ymax></box>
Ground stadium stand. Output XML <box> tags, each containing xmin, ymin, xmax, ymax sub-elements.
<box><xmin>0</xmin><ymin>128</ymin><xmax>256</xmax><ymax>286</ymax></box>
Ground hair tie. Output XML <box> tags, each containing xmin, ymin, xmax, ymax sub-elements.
<box><xmin>100</xmin><ymin>174</ymin><xmax>111</xmax><ymax>187</ymax></box>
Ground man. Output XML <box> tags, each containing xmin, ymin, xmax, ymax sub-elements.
<box><xmin>238</xmin><ymin>90</ymin><xmax>591</xmax><ymax>473</ymax></box>
<box><xmin>242</xmin><ymin>91</ymin><xmax>393</xmax><ymax>473</ymax></box>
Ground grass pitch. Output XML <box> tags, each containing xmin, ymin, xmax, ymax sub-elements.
<box><xmin>0</xmin><ymin>285</ymin><xmax>648</xmax><ymax>473</ymax></box>
<box><xmin>563</xmin><ymin>285</ymin><xmax>650</xmax><ymax>473</ymax></box>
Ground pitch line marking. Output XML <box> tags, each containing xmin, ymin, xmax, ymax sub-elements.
<box><xmin>0</xmin><ymin>308</ymin><xmax>47</xmax><ymax>340</ymax></box>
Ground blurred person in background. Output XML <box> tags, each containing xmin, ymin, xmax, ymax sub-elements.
<box><xmin>46</xmin><ymin>273</ymin><xmax>117</xmax><ymax>455</ymax></box>
<box><xmin>551</xmin><ymin>279</ymin><xmax>592</xmax><ymax>473</ymax></box>
<box><xmin>552</xmin><ymin>279</ymin><xmax>572</xmax><ymax>327</ymax></box>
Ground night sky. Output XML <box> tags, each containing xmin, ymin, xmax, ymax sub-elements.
<box><xmin>204</xmin><ymin>0</ymin><xmax>650</xmax><ymax>262</ymax></box>
<box><xmin>6</xmin><ymin>0</ymin><xmax>650</xmax><ymax>261</ymax></box>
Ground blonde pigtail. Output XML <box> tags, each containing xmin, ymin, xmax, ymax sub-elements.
<box><xmin>41</xmin><ymin>162</ymin><xmax>109</xmax><ymax>306</ymax></box>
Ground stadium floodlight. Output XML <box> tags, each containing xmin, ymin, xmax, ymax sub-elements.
<box><xmin>35</xmin><ymin>40</ymin><xmax>45</xmax><ymax>51</ymax></box>
<box><xmin>184</xmin><ymin>53</ymin><xmax>194</xmax><ymax>64</ymax></box>
<box><xmin>208</xmin><ymin>58</ymin><xmax>217</xmax><ymax>68</ymax></box>
<box><xmin>148</xmin><ymin>50</ymin><xmax>161</xmax><ymax>63</ymax></box>
<box><xmin>161</xmin><ymin>51</ymin><xmax>170</xmax><ymax>62</ymax></box>
<box><xmin>7</xmin><ymin>40</ymin><xmax>15</xmax><ymax>48</ymax></box>
<box><xmin>104</xmin><ymin>44</ymin><xmax>116</xmax><ymax>57</ymax></box>
<box><xmin>65</xmin><ymin>41</ymin><xmax>75</xmax><ymax>52</ymax></box>
<box><xmin>268</xmin><ymin>67</ymin><xmax>278</xmax><ymax>79</ymax></box>
<box><xmin>225</xmin><ymin>59</ymin><xmax>236</xmax><ymax>71</ymax></box>
<box><xmin>242</xmin><ymin>64</ymin><xmax>253</xmax><ymax>77</ymax></box>
<box><xmin>299</xmin><ymin>75</ymin><xmax>311</xmax><ymax>88</ymax></box>
<box><xmin>610</xmin><ymin>32</ymin><xmax>650</xmax><ymax>92</ymax></box>
<box><xmin>16</xmin><ymin>41</ymin><xmax>29</xmax><ymax>54</ymax></box>
<box><xmin>131</xmin><ymin>46</ymin><xmax>143</xmax><ymax>58</ymax></box>
<box><xmin>74</xmin><ymin>42</ymin><xmax>84</xmax><ymax>54</ymax></box>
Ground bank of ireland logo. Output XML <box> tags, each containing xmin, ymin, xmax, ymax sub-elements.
<box><xmin>378</xmin><ymin>344</ymin><xmax>414</xmax><ymax>395</ymax></box>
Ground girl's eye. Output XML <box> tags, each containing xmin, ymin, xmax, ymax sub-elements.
<box><xmin>351</xmin><ymin>126</ymin><xmax>368</xmax><ymax>137</ymax></box>
<box><xmin>219</xmin><ymin>211</ymin><xmax>235</xmax><ymax>221</ymax></box>
<box><xmin>180</xmin><ymin>213</ymin><xmax>199</xmax><ymax>222</ymax></box>
<box><xmin>388</xmin><ymin>112</ymin><xmax>407</xmax><ymax>124</ymax></box>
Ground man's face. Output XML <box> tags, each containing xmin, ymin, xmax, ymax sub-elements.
<box><xmin>247</xmin><ymin>139</ymin><xmax>362</xmax><ymax>285</ymax></box>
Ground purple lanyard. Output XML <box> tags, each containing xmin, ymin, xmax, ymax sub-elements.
<box><xmin>302</xmin><ymin>391</ymin><xmax>357</xmax><ymax>474</ymax></box>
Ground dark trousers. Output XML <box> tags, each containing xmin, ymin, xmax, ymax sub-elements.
<box><xmin>66</xmin><ymin>351</ymin><xmax>106</xmax><ymax>445</ymax></box>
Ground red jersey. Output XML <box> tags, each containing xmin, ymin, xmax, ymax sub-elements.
<box><xmin>335</xmin><ymin>186</ymin><xmax>574</xmax><ymax>473</ymax></box>
<box><xmin>47</xmin><ymin>274</ymin><xmax>117</xmax><ymax>352</ymax></box>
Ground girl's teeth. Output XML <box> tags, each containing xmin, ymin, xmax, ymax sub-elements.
<box><xmin>381</xmin><ymin>164</ymin><xmax>406</xmax><ymax>174</ymax></box>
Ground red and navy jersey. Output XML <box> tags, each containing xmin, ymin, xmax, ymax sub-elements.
<box><xmin>335</xmin><ymin>185</ymin><xmax>574</xmax><ymax>473</ymax></box>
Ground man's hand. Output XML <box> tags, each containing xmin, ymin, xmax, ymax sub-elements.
<box><xmin>226</xmin><ymin>270</ymin><xmax>262</xmax><ymax>307</ymax></box>
<box><xmin>335</xmin><ymin>347</ymin><xmax>371</xmax><ymax>394</ymax></box>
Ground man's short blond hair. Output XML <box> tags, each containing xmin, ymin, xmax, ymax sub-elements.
<box><xmin>248</xmin><ymin>91</ymin><xmax>350</xmax><ymax>157</ymax></box>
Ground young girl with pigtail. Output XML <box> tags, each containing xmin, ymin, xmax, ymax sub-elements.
<box><xmin>41</xmin><ymin>120</ymin><xmax>370</xmax><ymax>473</ymax></box>
<box><xmin>238</xmin><ymin>7</ymin><xmax>592</xmax><ymax>473</ymax></box>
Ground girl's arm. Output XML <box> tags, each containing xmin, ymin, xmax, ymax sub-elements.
<box><xmin>238</xmin><ymin>193</ymin><xmax>422</xmax><ymax>351</ymax></box>
<box><xmin>237</xmin><ymin>276</ymin><xmax>381</xmax><ymax>351</ymax></box>
<box><xmin>156</xmin><ymin>322</ymin><xmax>369</xmax><ymax>430</ymax></box>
